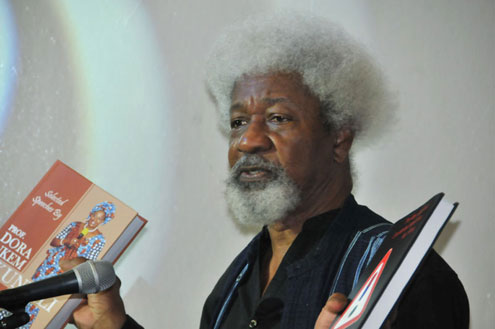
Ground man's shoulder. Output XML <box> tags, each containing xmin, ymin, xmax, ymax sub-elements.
<box><xmin>337</xmin><ymin>195</ymin><xmax>393</xmax><ymax>248</ymax></box>
<box><xmin>202</xmin><ymin>232</ymin><xmax>261</xmax><ymax>300</ymax></box>
<box><xmin>345</xmin><ymin>195</ymin><xmax>391</xmax><ymax>229</ymax></box>
<box><xmin>327</xmin><ymin>196</ymin><xmax>393</xmax><ymax>294</ymax></box>
<box><xmin>349</xmin><ymin>202</ymin><xmax>392</xmax><ymax>248</ymax></box>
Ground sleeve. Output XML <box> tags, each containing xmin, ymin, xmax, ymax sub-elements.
<box><xmin>56</xmin><ymin>222</ymin><xmax>76</xmax><ymax>240</ymax></box>
<box><xmin>390</xmin><ymin>250</ymin><xmax>470</xmax><ymax>329</ymax></box>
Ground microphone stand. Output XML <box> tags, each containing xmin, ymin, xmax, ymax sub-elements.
<box><xmin>0</xmin><ymin>305</ymin><xmax>30</xmax><ymax>329</ymax></box>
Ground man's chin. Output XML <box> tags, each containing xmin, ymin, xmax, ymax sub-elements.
<box><xmin>225</xmin><ymin>179</ymin><xmax>301</xmax><ymax>227</ymax></box>
<box><xmin>235</xmin><ymin>179</ymin><xmax>271</xmax><ymax>192</ymax></box>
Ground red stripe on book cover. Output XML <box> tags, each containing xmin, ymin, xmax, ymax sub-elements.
<box><xmin>331</xmin><ymin>248</ymin><xmax>393</xmax><ymax>329</ymax></box>
<box><xmin>0</xmin><ymin>161</ymin><xmax>92</xmax><ymax>272</ymax></box>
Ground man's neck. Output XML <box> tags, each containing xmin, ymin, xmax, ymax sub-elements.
<box><xmin>268</xmin><ymin>171</ymin><xmax>352</xmax><ymax>244</ymax></box>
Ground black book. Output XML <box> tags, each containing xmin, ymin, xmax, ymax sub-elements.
<box><xmin>330</xmin><ymin>193</ymin><xmax>458</xmax><ymax>329</ymax></box>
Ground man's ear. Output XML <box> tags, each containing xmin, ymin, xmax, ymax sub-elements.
<box><xmin>333</xmin><ymin>128</ymin><xmax>354</xmax><ymax>164</ymax></box>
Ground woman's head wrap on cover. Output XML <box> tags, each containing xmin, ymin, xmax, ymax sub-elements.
<box><xmin>89</xmin><ymin>201</ymin><xmax>116</xmax><ymax>224</ymax></box>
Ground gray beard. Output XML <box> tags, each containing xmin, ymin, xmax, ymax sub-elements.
<box><xmin>225</xmin><ymin>155</ymin><xmax>301</xmax><ymax>226</ymax></box>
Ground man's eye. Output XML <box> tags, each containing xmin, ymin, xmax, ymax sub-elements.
<box><xmin>230</xmin><ymin>119</ymin><xmax>247</xmax><ymax>129</ymax></box>
<box><xmin>269</xmin><ymin>115</ymin><xmax>290</xmax><ymax>123</ymax></box>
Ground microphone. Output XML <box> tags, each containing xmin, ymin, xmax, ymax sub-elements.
<box><xmin>0</xmin><ymin>260</ymin><xmax>116</xmax><ymax>310</ymax></box>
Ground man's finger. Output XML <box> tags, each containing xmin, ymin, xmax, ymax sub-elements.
<box><xmin>325</xmin><ymin>293</ymin><xmax>349</xmax><ymax>313</ymax></box>
<box><xmin>314</xmin><ymin>293</ymin><xmax>349</xmax><ymax>329</ymax></box>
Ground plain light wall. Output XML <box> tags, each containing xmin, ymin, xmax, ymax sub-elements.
<box><xmin>0</xmin><ymin>0</ymin><xmax>493</xmax><ymax>328</ymax></box>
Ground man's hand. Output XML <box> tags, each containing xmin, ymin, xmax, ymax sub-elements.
<box><xmin>59</xmin><ymin>258</ymin><xmax>127</xmax><ymax>329</ymax></box>
<box><xmin>314</xmin><ymin>293</ymin><xmax>349</xmax><ymax>329</ymax></box>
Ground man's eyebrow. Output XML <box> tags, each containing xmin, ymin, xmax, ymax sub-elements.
<box><xmin>230</xmin><ymin>102</ymin><xmax>244</xmax><ymax>112</ymax></box>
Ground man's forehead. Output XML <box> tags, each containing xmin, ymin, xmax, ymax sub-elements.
<box><xmin>230</xmin><ymin>97</ymin><xmax>293</xmax><ymax>113</ymax></box>
<box><xmin>230</xmin><ymin>72</ymin><xmax>317</xmax><ymax>110</ymax></box>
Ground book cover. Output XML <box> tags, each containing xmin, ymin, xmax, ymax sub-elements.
<box><xmin>0</xmin><ymin>160</ymin><xmax>147</xmax><ymax>328</ymax></box>
<box><xmin>330</xmin><ymin>193</ymin><xmax>457</xmax><ymax>329</ymax></box>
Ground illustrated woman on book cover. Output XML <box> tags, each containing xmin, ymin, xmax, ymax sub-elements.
<box><xmin>11</xmin><ymin>202</ymin><xmax>116</xmax><ymax>329</ymax></box>
<box><xmin>32</xmin><ymin>201</ymin><xmax>116</xmax><ymax>281</ymax></box>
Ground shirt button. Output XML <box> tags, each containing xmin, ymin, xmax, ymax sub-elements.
<box><xmin>249</xmin><ymin>319</ymin><xmax>257</xmax><ymax>328</ymax></box>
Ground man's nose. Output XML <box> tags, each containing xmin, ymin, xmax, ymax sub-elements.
<box><xmin>237</xmin><ymin>120</ymin><xmax>273</xmax><ymax>154</ymax></box>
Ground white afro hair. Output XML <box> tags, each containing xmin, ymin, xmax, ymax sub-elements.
<box><xmin>205</xmin><ymin>12</ymin><xmax>395</xmax><ymax>146</ymax></box>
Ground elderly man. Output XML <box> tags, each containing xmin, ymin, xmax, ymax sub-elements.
<box><xmin>63</xmin><ymin>12</ymin><xmax>468</xmax><ymax>329</ymax></box>
<box><xmin>198</xmin><ymin>12</ymin><xmax>469</xmax><ymax>329</ymax></box>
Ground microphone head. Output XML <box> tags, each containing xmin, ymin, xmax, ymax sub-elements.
<box><xmin>72</xmin><ymin>260</ymin><xmax>116</xmax><ymax>294</ymax></box>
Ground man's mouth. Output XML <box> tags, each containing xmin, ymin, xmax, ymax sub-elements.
<box><xmin>238</xmin><ymin>167</ymin><xmax>273</xmax><ymax>181</ymax></box>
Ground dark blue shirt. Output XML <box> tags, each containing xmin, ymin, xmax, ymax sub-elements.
<box><xmin>221</xmin><ymin>209</ymin><xmax>341</xmax><ymax>329</ymax></box>
<box><xmin>199</xmin><ymin>195</ymin><xmax>469</xmax><ymax>329</ymax></box>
